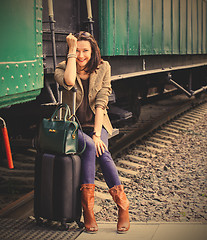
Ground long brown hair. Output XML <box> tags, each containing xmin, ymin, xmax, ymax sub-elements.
<box><xmin>66</xmin><ymin>31</ymin><xmax>102</xmax><ymax>74</ymax></box>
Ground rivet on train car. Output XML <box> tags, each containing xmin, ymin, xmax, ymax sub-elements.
<box><xmin>36</xmin><ymin>29</ymin><xmax>39</xmax><ymax>34</ymax></box>
<box><xmin>16</xmin><ymin>86</ymin><xmax>19</xmax><ymax>89</ymax></box>
<box><xmin>16</xmin><ymin>64</ymin><xmax>18</xmax><ymax>68</ymax></box>
<box><xmin>6</xmin><ymin>65</ymin><xmax>9</xmax><ymax>69</ymax></box>
<box><xmin>36</xmin><ymin>55</ymin><xmax>39</xmax><ymax>58</ymax></box>
<box><xmin>32</xmin><ymin>63</ymin><xmax>35</xmax><ymax>67</ymax></box>
<box><xmin>11</xmin><ymin>76</ymin><xmax>14</xmax><ymax>79</ymax></box>
<box><xmin>24</xmin><ymin>64</ymin><xmax>27</xmax><ymax>68</ymax></box>
<box><xmin>39</xmin><ymin>63</ymin><xmax>42</xmax><ymax>67</ymax></box>
<box><xmin>2</xmin><ymin>77</ymin><xmax>4</xmax><ymax>81</ymax></box>
<box><xmin>33</xmin><ymin>83</ymin><xmax>35</xmax><ymax>86</ymax></box>
<box><xmin>6</xmin><ymin>88</ymin><xmax>9</xmax><ymax>91</ymax></box>
<box><xmin>42</xmin><ymin>72</ymin><xmax>44</xmax><ymax>76</ymax></box>
<box><xmin>20</xmin><ymin>75</ymin><xmax>23</xmax><ymax>78</ymax></box>
<box><xmin>28</xmin><ymin>73</ymin><xmax>31</xmax><ymax>77</ymax></box>
<box><xmin>36</xmin><ymin>73</ymin><xmax>38</xmax><ymax>76</ymax></box>
<box><xmin>25</xmin><ymin>84</ymin><xmax>27</xmax><ymax>87</ymax></box>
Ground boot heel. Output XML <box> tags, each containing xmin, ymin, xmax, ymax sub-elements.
<box><xmin>109</xmin><ymin>185</ymin><xmax>130</xmax><ymax>233</ymax></box>
<box><xmin>81</xmin><ymin>184</ymin><xmax>98</xmax><ymax>233</ymax></box>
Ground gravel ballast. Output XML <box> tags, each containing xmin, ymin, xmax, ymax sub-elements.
<box><xmin>95</xmin><ymin>111</ymin><xmax>207</xmax><ymax>223</ymax></box>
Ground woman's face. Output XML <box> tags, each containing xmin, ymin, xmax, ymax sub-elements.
<box><xmin>76</xmin><ymin>40</ymin><xmax>92</xmax><ymax>70</ymax></box>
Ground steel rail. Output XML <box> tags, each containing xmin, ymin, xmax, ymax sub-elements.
<box><xmin>110</xmin><ymin>95</ymin><xmax>207</xmax><ymax>158</ymax></box>
<box><xmin>0</xmin><ymin>191</ymin><xmax>34</xmax><ymax>218</ymax></box>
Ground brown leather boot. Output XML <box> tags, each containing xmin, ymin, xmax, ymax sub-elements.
<box><xmin>80</xmin><ymin>184</ymin><xmax>98</xmax><ymax>233</ymax></box>
<box><xmin>109</xmin><ymin>185</ymin><xmax>130</xmax><ymax>233</ymax></box>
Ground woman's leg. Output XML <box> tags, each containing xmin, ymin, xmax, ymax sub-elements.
<box><xmin>78</xmin><ymin>128</ymin><xmax>120</xmax><ymax>187</ymax></box>
<box><xmin>97</xmin><ymin>128</ymin><xmax>121</xmax><ymax>188</ymax></box>
<box><xmin>78</xmin><ymin>130</ymin><xmax>98</xmax><ymax>233</ymax></box>
<box><xmin>78</xmin><ymin>130</ymin><xmax>96</xmax><ymax>184</ymax></box>
<box><xmin>97</xmin><ymin>129</ymin><xmax>130</xmax><ymax>233</ymax></box>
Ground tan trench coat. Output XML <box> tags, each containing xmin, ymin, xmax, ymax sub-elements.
<box><xmin>54</xmin><ymin>60</ymin><xmax>113</xmax><ymax>136</ymax></box>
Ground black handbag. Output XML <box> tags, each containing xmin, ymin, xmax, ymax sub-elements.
<box><xmin>38</xmin><ymin>103</ymin><xmax>85</xmax><ymax>155</ymax></box>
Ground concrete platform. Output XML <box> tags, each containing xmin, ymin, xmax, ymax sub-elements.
<box><xmin>76</xmin><ymin>222</ymin><xmax>207</xmax><ymax>240</ymax></box>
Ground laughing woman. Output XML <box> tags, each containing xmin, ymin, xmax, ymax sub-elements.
<box><xmin>54</xmin><ymin>31</ymin><xmax>130</xmax><ymax>234</ymax></box>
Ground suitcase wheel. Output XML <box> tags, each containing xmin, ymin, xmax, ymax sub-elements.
<box><xmin>60</xmin><ymin>220</ymin><xmax>69</xmax><ymax>231</ymax></box>
<box><xmin>45</xmin><ymin>219</ymin><xmax>52</xmax><ymax>227</ymax></box>
<box><xmin>36</xmin><ymin>217</ymin><xmax>43</xmax><ymax>226</ymax></box>
<box><xmin>76</xmin><ymin>220</ymin><xmax>84</xmax><ymax>228</ymax></box>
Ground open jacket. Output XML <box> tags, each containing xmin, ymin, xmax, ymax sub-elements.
<box><xmin>54</xmin><ymin>60</ymin><xmax>113</xmax><ymax>136</ymax></box>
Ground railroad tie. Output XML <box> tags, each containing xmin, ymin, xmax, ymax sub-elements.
<box><xmin>178</xmin><ymin>117</ymin><xmax>197</xmax><ymax>123</ymax></box>
<box><xmin>149</xmin><ymin>137</ymin><xmax>172</xmax><ymax>144</ymax></box>
<box><xmin>164</xmin><ymin>126</ymin><xmax>180</xmax><ymax>133</ymax></box>
<box><xmin>175</xmin><ymin>119</ymin><xmax>195</xmax><ymax>125</ymax></box>
<box><xmin>168</xmin><ymin>123</ymin><xmax>188</xmax><ymax>130</ymax></box>
<box><xmin>126</xmin><ymin>154</ymin><xmax>151</xmax><ymax>164</ymax></box>
<box><xmin>145</xmin><ymin>140</ymin><xmax>166</xmax><ymax>148</ymax></box>
<box><xmin>133</xmin><ymin>149</ymin><xmax>156</xmax><ymax>158</ymax></box>
<box><xmin>159</xmin><ymin>130</ymin><xmax>180</xmax><ymax>137</ymax></box>
<box><xmin>116</xmin><ymin>166</ymin><xmax>138</xmax><ymax>176</ymax></box>
<box><xmin>138</xmin><ymin>145</ymin><xmax>162</xmax><ymax>153</ymax></box>
<box><xmin>119</xmin><ymin>159</ymin><xmax>143</xmax><ymax>169</ymax></box>
<box><xmin>95</xmin><ymin>191</ymin><xmax>112</xmax><ymax>200</ymax></box>
<box><xmin>119</xmin><ymin>176</ymin><xmax>131</xmax><ymax>183</ymax></box>
<box><xmin>94</xmin><ymin>180</ymin><xmax>108</xmax><ymax>189</ymax></box>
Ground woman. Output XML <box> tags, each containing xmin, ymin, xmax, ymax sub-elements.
<box><xmin>54</xmin><ymin>31</ymin><xmax>130</xmax><ymax>234</ymax></box>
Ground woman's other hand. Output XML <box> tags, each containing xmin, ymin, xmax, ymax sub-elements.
<box><xmin>92</xmin><ymin>135</ymin><xmax>107</xmax><ymax>157</ymax></box>
<box><xmin>64</xmin><ymin>33</ymin><xmax>77</xmax><ymax>86</ymax></box>
<box><xmin>66</xmin><ymin>33</ymin><xmax>77</xmax><ymax>52</ymax></box>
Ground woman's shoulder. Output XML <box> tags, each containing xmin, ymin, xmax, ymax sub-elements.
<box><xmin>98</xmin><ymin>60</ymin><xmax>111</xmax><ymax>71</ymax></box>
<box><xmin>101</xmin><ymin>60</ymin><xmax>110</xmax><ymax>67</ymax></box>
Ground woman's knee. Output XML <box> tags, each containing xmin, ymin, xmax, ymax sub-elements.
<box><xmin>85</xmin><ymin>137</ymin><xmax>96</xmax><ymax>152</ymax></box>
<box><xmin>81</xmin><ymin>137</ymin><xmax>96</xmax><ymax>166</ymax></box>
<box><xmin>79</xmin><ymin>131</ymin><xmax>96</xmax><ymax>152</ymax></box>
<box><xmin>98</xmin><ymin>150</ymin><xmax>114</xmax><ymax>164</ymax></box>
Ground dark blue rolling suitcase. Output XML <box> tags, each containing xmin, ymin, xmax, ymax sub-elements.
<box><xmin>34</xmin><ymin>152</ymin><xmax>83</xmax><ymax>229</ymax></box>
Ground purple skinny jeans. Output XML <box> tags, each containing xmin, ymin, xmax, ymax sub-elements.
<box><xmin>78</xmin><ymin>128</ymin><xmax>121</xmax><ymax>188</ymax></box>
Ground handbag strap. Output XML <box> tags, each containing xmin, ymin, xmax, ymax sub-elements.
<box><xmin>50</xmin><ymin>103</ymin><xmax>71</xmax><ymax>121</ymax></box>
<box><xmin>69</xmin><ymin>114</ymin><xmax>86</xmax><ymax>155</ymax></box>
<box><xmin>51</xmin><ymin>103</ymin><xmax>86</xmax><ymax>155</ymax></box>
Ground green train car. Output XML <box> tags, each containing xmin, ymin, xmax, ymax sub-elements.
<box><xmin>98</xmin><ymin>0</ymin><xmax>207</xmax><ymax>96</ymax></box>
<box><xmin>0</xmin><ymin>0</ymin><xmax>43</xmax><ymax>108</ymax></box>
<box><xmin>0</xmin><ymin>0</ymin><xmax>206</xmax><ymax>139</ymax></box>
<box><xmin>100</xmin><ymin>0</ymin><xmax>207</xmax><ymax>56</ymax></box>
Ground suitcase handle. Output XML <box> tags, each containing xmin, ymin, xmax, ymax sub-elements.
<box><xmin>50</xmin><ymin>103</ymin><xmax>71</xmax><ymax>121</ymax></box>
<box><xmin>56</xmin><ymin>87</ymin><xmax>86</xmax><ymax>155</ymax></box>
<box><xmin>58</xmin><ymin>86</ymin><xmax>77</xmax><ymax>118</ymax></box>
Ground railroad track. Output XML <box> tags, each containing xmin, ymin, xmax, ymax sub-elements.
<box><xmin>0</xmin><ymin>93</ymin><xmax>206</xmax><ymax>221</ymax></box>
<box><xmin>94</xmin><ymin>100</ymin><xmax>207</xmax><ymax>206</ymax></box>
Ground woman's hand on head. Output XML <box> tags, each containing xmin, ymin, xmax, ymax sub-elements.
<box><xmin>66</xmin><ymin>33</ymin><xmax>77</xmax><ymax>52</ymax></box>
<box><xmin>92</xmin><ymin>135</ymin><xmax>107</xmax><ymax>157</ymax></box>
